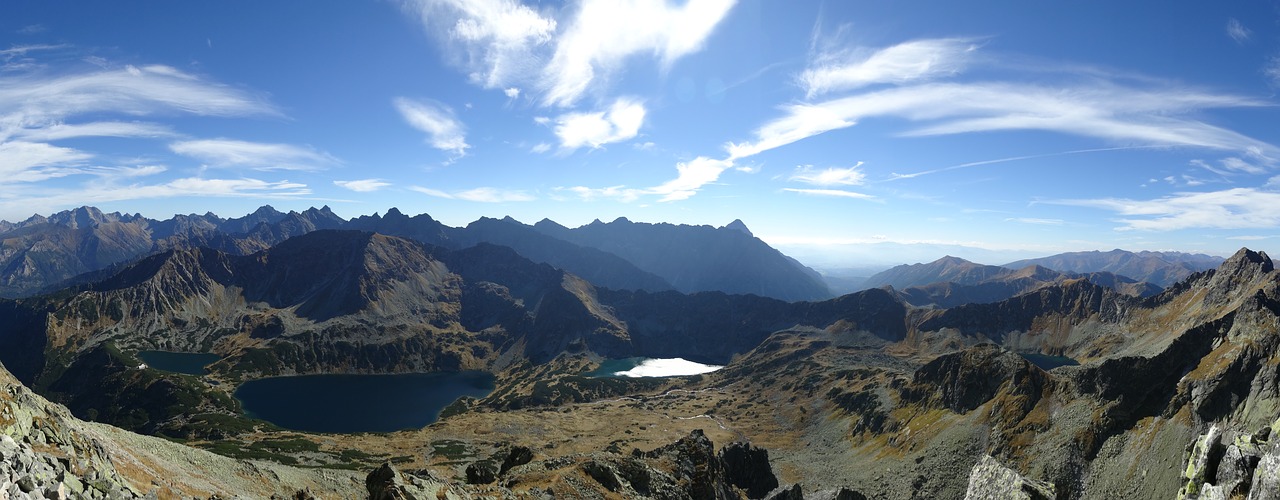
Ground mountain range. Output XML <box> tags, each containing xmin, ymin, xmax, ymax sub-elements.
<box><xmin>0</xmin><ymin>206</ymin><xmax>829</xmax><ymax>302</ymax></box>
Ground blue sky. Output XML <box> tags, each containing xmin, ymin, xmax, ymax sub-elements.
<box><xmin>4</xmin><ymin>1</ymin><xmax>1280</xmax><ymax>267</ymax></box>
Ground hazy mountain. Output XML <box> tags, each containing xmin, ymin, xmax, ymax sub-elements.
<box><xmin>891</xmin><ymin>262</ymin><xmax>1161</xmax><ymax>308</ymax></box>
<box><xmin>532</xmin><ymin>217</ymin><xmax>832</xmax><ymax>301</ymax></box>
<box><xmin>862</xmin><ymin>255</ymin><xmax>1013</xmax><ymax>290</ymax></box>
<box><xmin>1003</xmin><ymin>249</ymin><xmax>1223</xmax><ymax>287</ymax></box>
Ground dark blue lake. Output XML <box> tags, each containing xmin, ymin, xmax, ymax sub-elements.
<box><xmin>137</xmin><ymin>351</ymin><xmax>221</xmax><ymax>375</ymax></box>
<box><xmin>234</xmin><ymin>371</ymin><xmax>495</xmax><ymax>433</ymax></box>
<box><xmin>1020</xmin><ymin>353</ymin><xmax>1080</xmax><ymax>370</ymax></box>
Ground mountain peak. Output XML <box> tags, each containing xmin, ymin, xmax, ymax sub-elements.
<box><xmin>48</xmin><ymin>206</ymin><xmax>111</xmax><ymax>229</ymax></box>
<box><xmin>723</xmin><ymin>219</ymin><xmax>753</xmax><ymax>237</ymax></box>
<box><xmin>1222</xmin><ymin>247</ymin><xmax>1273</xmax><ymax>274</ymax></box>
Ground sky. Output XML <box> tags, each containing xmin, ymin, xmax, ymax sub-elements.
<box><xmin>4</xmin><ymin>1</ymin><xmax>1280</xmax><ymax>268</ymax></box>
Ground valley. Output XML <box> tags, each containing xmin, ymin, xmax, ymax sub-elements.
<box><xmin>0</xmin><ymin>206</ymin><xmax>1276</xmax><ymax>499</ymax></box>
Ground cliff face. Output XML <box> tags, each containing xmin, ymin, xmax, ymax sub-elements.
<box><xmin>0</xmin><ymin>360</ymin><xmax>365</xmax><ymax>498</ymax></box>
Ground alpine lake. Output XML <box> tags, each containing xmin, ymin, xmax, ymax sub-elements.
<box><xmin>138</xmin><ymin>351</ymin><xmax>494</xmax><ymax>433</ymax></box>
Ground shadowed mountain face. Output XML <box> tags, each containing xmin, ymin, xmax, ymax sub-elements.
<box><xmin>531</xmin><ymin>217</ymin><xmax>832</xmax><ymax>302</ymax></box>
<box><xmin>1003</xmin><ymin>249</ymin><xmax>1223</xmax><ymax>287</ymax></box>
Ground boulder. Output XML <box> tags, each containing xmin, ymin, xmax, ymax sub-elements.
<box><xmin>719</xmin><ymin>441</ymin><xmax>779</xmax><ymax>499</ymax></box>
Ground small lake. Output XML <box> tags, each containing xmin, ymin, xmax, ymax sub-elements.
<box><xmin>1020</xmin><ymin>353</ymin><xmax>1080</xmax><ymax>370</ymax></box>
<box><xmin>585</xmin><ymin>357</ymin><xmax>723</xmax><ymax>378</ymax></box>
<box><xmin>137</xmin><ymin>351</ymin><xmax>221</xmax><ymax>375</ymax></box>
<box><xmin>234</xmin><ymin>371</ymin><xmax>494</xmax><ymax>433</ymax></box>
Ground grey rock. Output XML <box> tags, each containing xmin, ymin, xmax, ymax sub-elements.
<box><xmin>964</xmin><ymin>455</ymin><xmax>1055</xmax><ymax>500</ymax></box>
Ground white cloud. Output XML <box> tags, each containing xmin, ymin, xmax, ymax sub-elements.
<box><xmin>530</xmin><ymin>142</ymin><xmax>551</xmax><ymax>153</ymax></box>
<box><xmin>392</xmin><ymin>97</ymin><xmax>469</xmax><ymax>157</ymax></box>
<box><xmin>540</xmin><ymin>0</ymin><xmax>736</xmax><ymax>106</ymax></box>
<box><xmin>649</xmin><ymin>156</ymin><xmax>734</xmax><ymax>201</ymax></box>
<box><xmin>334</xmin><ymin>179</ymin><xmax>392</xmax><ymax>192</ymax></box>
<box><xmin>1227</xmin><ymin>18</ymin><xmax>1251</xmax><ymax>44</ymax></box>
<box><xmin>0</xmin><ymin>141</ymin><xmax>91</xmax><ymax>177</ymax></box>
<box><xmin>782</xmin><ymin>188</ymin><xmax>874</xmax><ymax>199</ymax></box>
<box><xmin>553</xmin><ymin>98</ymin><xmax>645</xmax><ymax>150</ymax></box>
<box><xmin>504</xmin><ymin>87</ymin><xmax>520</xmax><ymax>98</ymax></box>
<box><xmin>555</xmin><ymin>185</ymin><xmax>644</xmax><ymax>202</ymax></box>
<box><xmin>409</xmin><ymin>185</ymin><xmax>534</xmax><ymax>202</ymax></box>
<box><xmin>1055</xmin><ymin>187</ymin><xmax>1280</xmax><ymax>231</ymax></box>
<box><xmin>169</xmin><ymin>139</ymin><xmax>337</xmax><ymax>171</ymax></box>
<box><xmin>1227</xmin><ymin>235</ymin><xmax>1271</xmax><ymax>241</ymax></box>
<box><xmin>557</xmin><ymin>156</ymin><xmax>734</xmax><ymax>203</ymax></box>
<box><xmin>12</xmin><ymin>121</ymin><xmax>174</xmax><ymax>142</ymax></box>
<box><xmin>401</xmin><ymin>0</ymin><xmax>556</xmax><ymax>89</ymax></box>
<box><xmin>727</xmin><ymin>82</ymin><xmax>1273</xmax><ymax>161</ymax></box>
<box><xmin>790</xmin><ymin>163</ymin><xmax>866</xmax><ymax>186</ymax></box>
<box><xmin>799</xmin><ymin>38</ymin><xmax>978</xmax><ymax>98</ymax></box>
<box><xmin>400</xmin><ymin>0</ymin><xmax>734</xmax><ymax>106</ymax></box>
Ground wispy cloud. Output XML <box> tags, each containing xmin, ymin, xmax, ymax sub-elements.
<box><xmin>553</xmin><ymin>98</ymin><xmax>645</xmax><ymax>150</ymax></box>
<box><xmin>530</xmin><ymin>142</ymin><xmax>551</xmax><ymax>153</ymax></box>
<box><xmin>1227</xmin><ymin>18</ymin><xmax>1251</xmax><ymax>44</ymax></box>
<box><xmin>0</xmin><ymin>141</ymin><xmax>92</xmax><ymax>178</ymax></box>
<box><xmin>799</xmin><ymin>38</ymin><xmax>978</xmax><ymax>98</ymax></box>
<box><xmin>0</xmin><ymin>64</ymin><xmax>277</xmax><ymax>128</ymax></box>
<box><xmin>11</xmin><ymin>121</ymin><xmax>174</xmax><ymax>142</ymax></box>
<box><xmin>727</xmin><ymin>81</ymin><xmax>1272</xmax><ymax>161</ymax></box>
<box><xmin>783</xmin><ymin>188</ymin><xmax>874</xmax><ymax>199</ymax></box>
<box><xmin>1054</xmin><ymin>187</ymin><xmax>1280</xmax><ymax>231</ymax></box>
<box><xmin>169</xmin><ymin>139</ymin><xmax>337</xmax><ymax>171</ymax></box>
<box><xmin>789</xmin><ymin>163</ymin><xmax>866</xmax><ymax>186</ymax></box>
<box><xmin>334</xmin><ymin>179</ymin><xmax>391</xmax><ymax>192</ymax></box>
<box><xmin>409</xmin><ymin>185</ymin><xmax>535</xmax><ymax>202</ymax></box>
<box><xmin>16</xmin><ymin>25</ymin><xmax>47</xmax><ymax>35</ymax></box>
<box><xmin>392</xmin><ymin>97</ymin><xmax>469</xmax><ymax>158</ymax></box>
<box><xmin>1005</xmin><ymin>217</ymin><xmax>1064</xmax><ymax>226</ymax></box>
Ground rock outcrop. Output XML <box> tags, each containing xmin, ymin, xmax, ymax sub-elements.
<box><xmin>964</xmin><ymin>455</ymin><xmax>1056</xmax><ymax>500</ymax></box>
<box><xmin>1178</xmin><ymin>422</ymin><xmax>1280</xmax><ymax>500</ymax></box>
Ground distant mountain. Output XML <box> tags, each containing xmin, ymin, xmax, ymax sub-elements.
<box><xmin>865</xmin><ymin>256</ymin><xmax>1160</xmax><ymax>308</ymax></box>
<box><xmin>862</xmin><ymin>256</ymin><xmax>1012</xmax><ymax>290</ymax></box>
<box><xmin>531</xmin><ymin>217</ymin><xmax>832</xmax><ymax>301</ymax></box>
<box><xmin>5</xmin><ymin>206</ymin><xmax>836</xmax><ymax>299</ymax></box>
<box><xmin>895</xmin><ymin>263</ymin><xmax>1161</xmax><ymax>308</ymax></box>
<box><xmin>1003</xmin><ymin>249</ymin><xmax>1223</xmax><ymax>287</ymax></box>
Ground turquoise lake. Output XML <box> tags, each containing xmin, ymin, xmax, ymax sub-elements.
<box><xmin>234</xmin><ymin>371</ymin><xmax>495</xmax><ymax>433</ymax></box>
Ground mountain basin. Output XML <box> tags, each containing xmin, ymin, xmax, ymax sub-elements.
<box><xmin>1020</xmin><ymin>353</ymin><xmax>1080</xmax><ymax>370</ymax></box>
<box><xmin>136</xmin><ymin>351</ymin><xmax>221</xmax><ymax>375</ymax></box>
<box><xmin>234</xmin><ymin>371</ymin><xmax>494</xmax><ymax>433</ymax></box>
<box><xmin>585</xmin><ymin>357</ymin><xmax>724</xmax><ymax>378</ymax></box>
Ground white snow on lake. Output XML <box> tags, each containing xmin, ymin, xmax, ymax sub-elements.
<box><xmin>613</xmin><ymin>358</ymin><xmax>723</xmax><ymax>377</ymax></box>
